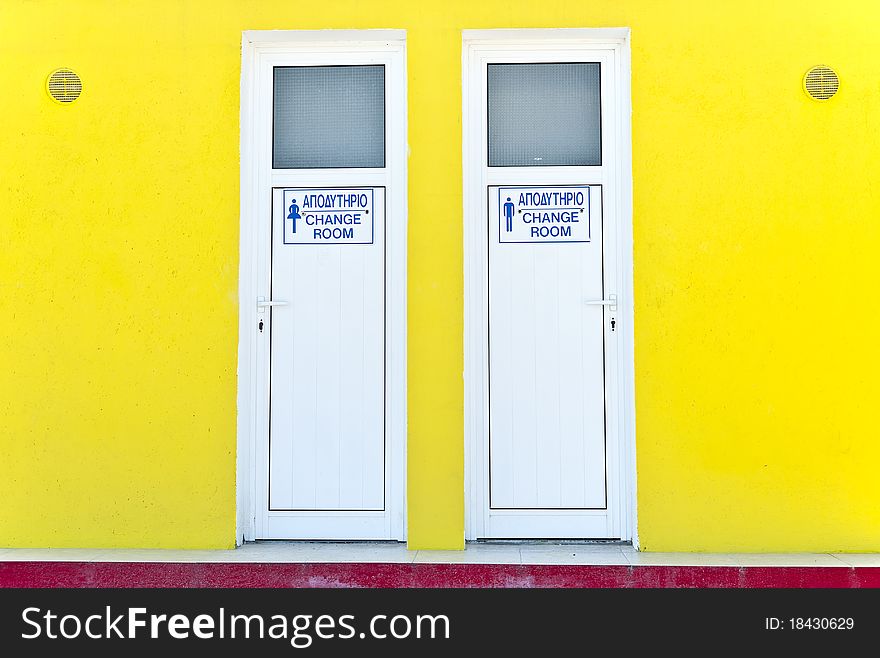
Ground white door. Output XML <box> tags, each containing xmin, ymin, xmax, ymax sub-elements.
<box><xmin>243</xmin><ymin>36</ymin><xmax>407</xmax><ymax>541</ymax></box>
<box><xmin>269</xmin><ymin>186</ymin><xmax>385</xmax><ymax>514</ymax></box>
<box><xmin>489</xmin><ymin>184</ymin><xmax>606</xmax><ymax>513</ymax></box>
<box><xmin>464</xmin><ymin>35</ymin><xmax>634</xmax><ymax>540</ymax></box>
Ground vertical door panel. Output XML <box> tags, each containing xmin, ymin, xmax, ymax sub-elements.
<box><xmin>269</xmin><ymin>188</ymin><xmax>385</xmax><ymax>511</ymax></box>
<box><xmin>488</xmin><ymin>185</ymin><xmax>606</xmax><ymax>509</ymax></box>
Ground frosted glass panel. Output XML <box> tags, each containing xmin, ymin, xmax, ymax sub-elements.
<box><xmin>488</xmin><ymin>63</ymin><xmax>601</xmax><ymax>167</ymax></box>
<box><xmin>273</xmin><ymin>65</ymin><xmax>385</xmax><ymax>169</ymax></box>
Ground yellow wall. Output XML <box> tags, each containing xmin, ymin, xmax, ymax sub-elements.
<box><xmin>1</xmin><ymin>1</ymin><xmax>878</xmax><ymax>551</ymax></box>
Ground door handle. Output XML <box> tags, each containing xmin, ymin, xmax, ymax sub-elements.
<box><xmin>583</xmin><ymin>294</ymin><xmax>617</xmax><ymax>311</ymax></box>
<box><xmin>257</xmin><ymin>297</ymin><xmax>289</xmax><ymax>314</ymax></box>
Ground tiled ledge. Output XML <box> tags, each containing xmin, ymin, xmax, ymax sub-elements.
<box><xmin>0</xmin><ymin>542</ymin><xmax>876</xmax><ymax>567</ymax></box>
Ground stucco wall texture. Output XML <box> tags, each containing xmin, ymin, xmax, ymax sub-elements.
<box><xmin>1</xmin><ymin>1</ymin><xmax>878</xmax><ymax>551</ymax></box>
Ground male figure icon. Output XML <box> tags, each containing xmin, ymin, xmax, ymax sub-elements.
<box><xmin>503</xmin><ymin>197</ymin><xmax>515</xmax><ymax>232</ymax></box>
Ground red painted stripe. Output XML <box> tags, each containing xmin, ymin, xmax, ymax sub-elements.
<box><xmin>0</xmin><ymin>562</ymin><xmax>876</xmax><ymax>588</ymax></box>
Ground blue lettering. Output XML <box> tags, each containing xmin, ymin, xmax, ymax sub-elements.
<box><xmin>529</xmin><ymin>225</ymin><xmax>573</xmax><ymax>238</ymax></box>
<box><xmin>304</xmin><ymin>212</ymin><xmax>362</xmax><ymax>226</ymax></box>
<box><xmin>522</xmin><ymin>211</ymin><xmax>579</xmax><ymax>223</ymax></box>
<box><xmin>312</xmin><ymin>227</ymin><xmax>355</xmax><ymax>240</ymax></box>
<box><xmin>301</xmin><ymin>192</ymin><xmax>370</xmax><ymax>210</ymax></box>
<box><xmin>516</xmin><ymin>190</ymin><xmax>585</xmax><ymax>207</ymax></box>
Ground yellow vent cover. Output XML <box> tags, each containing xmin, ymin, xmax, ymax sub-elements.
<box><xmin>46</xmin><ymin>68</ymin><xmax>82</xmax><ymax>104</ymax></box>
<box><xmin>803</xmin><ymin>65</ymin><xmax>839</xmax><ymax>101</ymax></box>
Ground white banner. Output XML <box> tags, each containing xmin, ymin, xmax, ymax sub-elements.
<box><xmin>282</xmin><ymin>188</ymin><xmax>375</xmax><ymax>245</ymax></box>
<box><xmin>497</xmin><ymin>185</ymin><xmax>591</xmax><ymax>244</ymax></box>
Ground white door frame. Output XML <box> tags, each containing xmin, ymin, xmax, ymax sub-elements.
<box><xmin>237</xmin><ymin>30</ymin><xmax>407</xmax><ymax>543</ymax></box>
<box><xmin>462</xmin><ymin>29</ymin><xmax>637</xmax><ymax>543</ymax></box>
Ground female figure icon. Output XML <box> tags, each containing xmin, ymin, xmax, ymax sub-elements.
<box><xmin>287</xmin><ymin>199</ymin><xmax>301</xmax><ymax>233</ymax></box>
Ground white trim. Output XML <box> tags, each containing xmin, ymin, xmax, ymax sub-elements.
<box><xmin>243</xmin><ymin>30</ymin><xmax>406</xmax><ymax>45</ymax></box>
<box><xmin>462</xmin><ymin>28</ymin><xmax>631</xmax><ymax>43</ymax></box>
<box><xmin>462</xmin><ymin>29</ymin><xmax>636</xmax><ymax>542</ymax></box>
<box><xmin>237</xmin><ymin>30</ymin><xmax>407</xmax><ymax>544</ymax></box>
<box><xmin>616</xmin><ymin>32</ymin><xmax>638</xmax><ymax>551</ymax></box>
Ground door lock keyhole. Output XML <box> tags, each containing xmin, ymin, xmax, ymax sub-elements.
<box><xmin>258</xmin><ymin>319</ymin><xmax>264</xmax><ymax>333</ymax></box>
<box><xmin>610</xmin><ymin>317</ymin><xmax>616</xmax><ymax>332</ymax></box>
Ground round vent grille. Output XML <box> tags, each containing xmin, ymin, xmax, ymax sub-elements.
<box><xmin>46</xmin><ymin>68</ymin><xmax>82</xmax><ymax>104</ymax></box>
<box><xmin>803</xmin><ymin>65</ymin><xmax>839</xmax><ymax>101</ymax></box>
